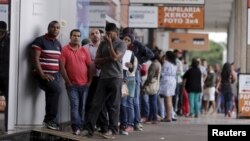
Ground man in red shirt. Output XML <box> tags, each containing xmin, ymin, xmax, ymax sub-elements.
<box><xmin>60</xmin><ymin>29</ymin><xmax>92</xmax><ymax>135</ymax></box>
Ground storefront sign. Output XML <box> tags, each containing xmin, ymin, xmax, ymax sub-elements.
<box><xmin>169</xmin><ymin>32</ymin><xmax>208</xmax><ymax>51</ymax></box>
<box><xmin>129</xmin><ymin>6</ymin><xmax>158</xmax><ymax>28</ymax></box>
<box><xmin>0</xmin><ymin>0</ymin><xmax>8</xmax><ymax>4</ymax></box>
<box><xmin>238</xmin><ymin>74</ymin><xmax>250</xmax><ymax>118</ymax></box>
<box><xmin>158</xmin><ymin>6</ymin><xmax>204</xmax><ymax>29</ymax></box>
<box><xmin>89</xmin><ymin>5</ymin><xmax>108</xmax><ymax>27</ymax></box>
<box><xmin>130</xmin><ymin>0</ymin><xmax>204</xmax><ymax>4</ymax></box>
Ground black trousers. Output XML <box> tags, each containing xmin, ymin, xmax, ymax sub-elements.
<box><xmin>86</xmin><ymin>78</ymin><xmax>122</xmax><ymax>135</ymax></box>
<box><xmin>85</xmin><ymin>76</ymin><xmax>108</xmax><ymax>132</ymax></box>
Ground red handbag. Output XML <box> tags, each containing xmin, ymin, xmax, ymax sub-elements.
<box><xmin>140</xmin><ymin>63</ymin><xmax>147</xmax><ymax>76</ymax></box>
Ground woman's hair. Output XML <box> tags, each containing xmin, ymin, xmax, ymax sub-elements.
<box><xmin>165</xmin><ymin>51</ymin><xmax>176</xmax><ymax>65</ymax></box>
<box><xmin>221</xmin><ymin>62</ymin><xmax>231</xmax><ymax>82</ymax></box>
<box><xmin>191</xmin><ymin>58</ymin><xmax>199</xmax><ymax>68</ymax></box>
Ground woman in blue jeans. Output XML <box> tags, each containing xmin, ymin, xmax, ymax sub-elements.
<box><xmin>217</xmin><ymin>62</ymin><xmax>236</xmax><ymax>117</ymax></box>
<box><xmin>143</xmin><ymin>51</ymin><xmax>161</xmax><ymax>123</ymax></box>
<box><xmin>120</xmin><ymin>34</ymin><xmax>137</xmax><ymax>134</ymax></box>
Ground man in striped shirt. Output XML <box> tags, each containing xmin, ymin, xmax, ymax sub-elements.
<box><xmin>31</xmin><ymin>21</ymin><xmax>61</xmax><ymax>130</ymax></box>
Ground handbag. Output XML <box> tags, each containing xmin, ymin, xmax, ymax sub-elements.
<box><xmin>143</xmin><ymin>62</ymin><xmax>161</xmax><ymax>95</ymax></box>
<box><xmin>143</xmin><ymin>78</ymin><xmax>159</xmax><ymax>95</ymax></box>
<box><xmin>121</xmin><ymin>82</ymin><xmax>129</xmax><ymax>97</ymax></box>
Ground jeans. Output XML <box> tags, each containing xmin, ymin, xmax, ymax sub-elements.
<box><xmin>36</xmin><ymin>72</ymin><xmax>61</xmax><ymax>123</ymax></box>
<box><xmin>126</xmin><ymin>96</ymin><xmax>134</xmax><ymax>126</ymax></box>
<box><xmin>67</xmin><ymin>84</ymin><xmax>88</xmax><ymax>130</ymax></box>
<box><xmin>133</xmin><ymin>70</ymin><xmax>141</xmax><ymax>125</ymax></box>
<box><xmin>222</xmin><ymin>92</ymin><xmax>233</xmax><ymax>116</ymax></box>
<box><xmin>216</xmin><ymin>92</ymin><xmax>221</xmax><ymax>112</ymax></box>
<box><xmin>126</xmin><ymin>77</ymin><xmax>135</xmax><ymax>126</ymax></box>
<box><xmin>158</xmin><ymin>96</ymin><xmax>165</xmax><ymax>118</ymax></box>
<box><xmin>221</xmin><ymin>84</ymin><xmax>233</xmax><ymax>116</ymax></box>
<box><xmin>141</xmin><ymin>94</ymin><xmax>149</xmax><ymax>119</ymax></box>
<box><xmin>148</xmin><ymin>95</ymin><xmax>158</xmax><ymax>121</ymax></box>
<box><xmin>127</xmin><ymin>77</ymin><xmax>135</xmax><ymax>97</ymax></box>
<box><xmin>120</xmin><ymin>96</ymin><xmax>128</xmax><ymax>128</ymax></box>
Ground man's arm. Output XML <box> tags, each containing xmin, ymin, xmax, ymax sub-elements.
<box><xmin>94</xmin><ymin>51</ymin><xmax>110</xmax><ymax>65</ymax></box>
<box><xmin>106</xmin><ymin>35</ymin><xmax>123</xmax><ymax>61</ymax></box>
<box><xmin>133</xmin><ymin>40</ymin><xmax>154</xmax><ymax>64</ymax></box>
<box><xmin>87</xmin><ymin>63</ymin><xmax>94</xmax><ymax>86</ymax></box>
<box><xmin>59</xmin><ymin>59</ymin><xmax>72</xmax><ymax>87</ymax></box>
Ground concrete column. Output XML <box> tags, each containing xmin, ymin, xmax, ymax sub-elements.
<box><xmin>234</xmin><ymin>0</ymin><xmax>247</xmax><ymax>72</ymax></box>
<box><xmin>227</xmin><ymin>1</ymin><xmax>235</xmax><ymax>64</ymax></box>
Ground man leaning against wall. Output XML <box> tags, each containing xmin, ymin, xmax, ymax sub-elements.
<box><xmin>31</xmin><ymin>21</ymin><xmax>62</xmax><ymax>130</ymax></box>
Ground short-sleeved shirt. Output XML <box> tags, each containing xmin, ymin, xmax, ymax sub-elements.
<box><xmin>183</xmin><ymin>67</ymin><xmax>202</xmax><ymax>93</ymax></box>
<box><xmin>32</xmin><ymin>34</ymin><xmax>61</xmax><ymax>74</ymax></box>
<box><xmin>84</xmin><ymin>43</ymin><xmax>100</xmax><ymax>77</ymax></box>
<box><xmin>97</xmin><ymin>38</ymin><xmax>126</xmax><ymax>79</ymax></box>
<box><xmin>60</xmin><ymin>44</ymin><xmax>91</xmax><ymax>85</ymax></box>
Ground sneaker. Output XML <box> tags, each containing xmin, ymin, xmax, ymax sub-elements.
<box><xmin>43</xmin><ymin>121</ymin><xmax>60</xmax><ymax>130</ymax></box>
<box><xmin>125</xmin><ymin>126</ymin><xmax>134</xmax><ymax>132</ymax></box>
<box><xmin>138</xmin><ymin>123</ymin><xmax>143</xmax><ymax>128</ymax></box>
<box><xmin>172</xmin><ymin>117</ymin><xmax>177</xmax><ymax>121</ymax></box>
<box><xmin>119</xmin><ymin>129</ymin><xmax>129</xmax><ymax>135</ymax></box>
<box><xmin>134</xmin><ymin>124</ymin><xmax>143</xmax><ymax>131</ymax></box>
<box><xmin>73</xmin><ymin>129</ymin><xmax>80</xmax><ymax>136</ymax></box>
<box><xmin>101</xmin><ymin>130</ymin><xmax>116</xmax><ymax>139</ymax></box>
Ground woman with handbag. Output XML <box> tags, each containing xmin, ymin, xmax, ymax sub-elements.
<box><xmin>142</xmin><ymin>51</ymin><xmax>161</xmax><ymax>124</ymax></box>
<box><xmin>119</xmin><ymin>33</ymin><xmax>137</xmax><ymax>135</ymax></box>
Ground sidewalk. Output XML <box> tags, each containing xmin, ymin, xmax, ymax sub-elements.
<box><xmin>1</xmin><ymin>113</ymin><xmax>250</xmax><ymax>141</ymax></box>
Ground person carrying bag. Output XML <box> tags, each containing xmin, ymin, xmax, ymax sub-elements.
<box><xmin>142</xmin><ymin>51</ymin><xmax>161</xmax><ymax>123</ymax></box>
<box><xmin>143</xmin><ymin>57</ymin><xmax>161</xmax><ymax>95</ymax></box>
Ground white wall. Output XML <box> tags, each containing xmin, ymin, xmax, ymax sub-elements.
<box><xmin>9</xmin><ymin>0</ymin><xmax>78</xmax><ymax>129</ymax></box>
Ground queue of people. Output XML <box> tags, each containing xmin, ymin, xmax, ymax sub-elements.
<box><xmin>0</xmin><ymin>20</ymin><xmax>239</xmax><ymax>139</ymax></box>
